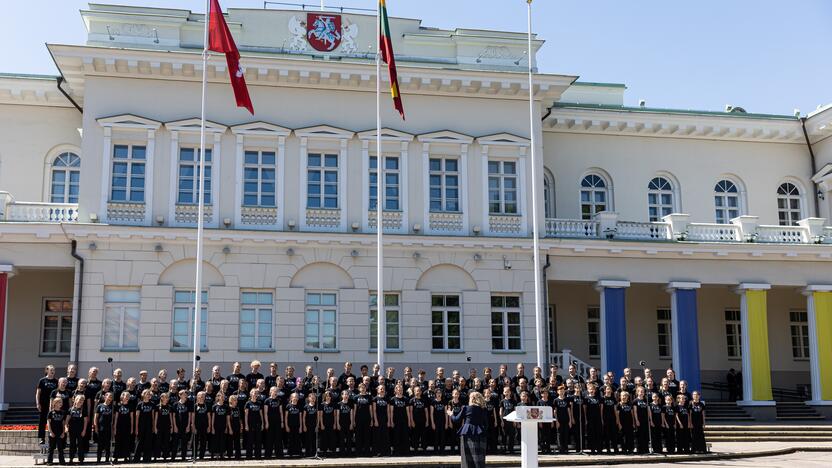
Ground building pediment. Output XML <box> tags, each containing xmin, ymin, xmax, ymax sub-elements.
<box><xmin>164</xmin><ymin>118</ymin><xmax>227</xmax><ymax>134</ymax></box>
<box><xmin>417</xmin><ymin>130</ymin><xmax>474</xmax><ymax>145</ymax></box>
<box><xmin>97</xmin><ymin>113</ymin><xmax>161</xmax><ymax>130</ymax></box>
<box><xmin>475</xmin><ymin>133</ymin><xmax>530</xmax><ymax>147</ymax></box>
<box><xmin>230</xmin><ymin>121</ymin><xmax>291</xmax><ymax>137</ymax></box>
<box><xmin>294</xmin><ymin>125</ymin><xmax>355</xmax><ymax>140</ymax></box>
<box><xmin>357</xmin><ymin>128</ymin><xmax>414</xmax><ymax>142</ymax></box>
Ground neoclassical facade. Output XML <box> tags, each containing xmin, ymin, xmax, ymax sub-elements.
<box><xmin>1</xmin><ymin>4</ymin><xmax>832</xmax><ymax>419</ymax></box>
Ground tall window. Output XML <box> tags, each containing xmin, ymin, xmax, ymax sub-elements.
<box><xmin>111</xmin><ymin>145</ymin><xmax>146</xmax><ymax>203</ymax></box>
<box><xmin>777</xmin><ymin>183</ymin><xmax>802</xmax><ymax>226</ymax></box>
<box><xmin>725</xmin><ymin>309</ymin><xmax>742</xmax><ymax>358</ymax></box>
<box><xmin>305</xmin><ymin>292</ymin><xmax>337</xmax><ymax>350</ymax></box>
<box><xmin>657</xmin><ymin>308</ymin><xmax>672</xmax><ymax>359</ymax></box>
<box><xmin>41</xmin><ymin>299</ymin><xmax>72</xmax><ymax>356</ymax></box>
<box><xmin>50</xmin><ymin>153</ymin><xmax>81</xmax><ymax>204</ymax></box>
<box><xmin>587</xmin><ymin>306</ymin><xmax>600</xmax><ymax>358</ymax></box>
<box><xmin>431</xmin><ymin>295</ymin><xmax>461</xmax><ymax>351</ymax></box>
<box><xmin>580</xmin><ymin>174</ymin><xmax>607</xmax><ymax>220</ymax></box>
<box><xmin>177</xmin><ymin>148</ymin><xmax>212</xmax><ymax>204</ymax></box>
<box><xmin>429</xmin><ymin>157</ymin><xmax>459</xmax><ymax>212</ymax></box>
<box><xmin>103</xmin><ymin>289</ymin><xmax>140</xmax><ymax>350</ymax></box>
<box><xmin>647</xmin><ymin>177</ymin><xmax>674</xmax><ymax>222</ymax></box>
<box><xmin>240</xmin><ymin>291</ymin><xmax>273</xmax><ymax>351</ymax></box>
<box><xmin>307</xmin><ymin>153</ymin><xmax>338</xmax><ymax>209</ymax></box>
<box><xmin>243</xmin><ymin>150</ymin><xmax>276</xmax><ymax>207</ymax></box>
<box><xmin>714</xmin><ymin>180</ymin><xmax>740</xmax><ymax>224</ymax></box>
<box><xmin>369</xmin><ymin>156</ymin><xmax>400</xmax><ymax>210</ymax></box>
<box><xmin>491</xmin><ymin>295</ymin><xmax>521</xmax><ymax>351</ymax></box>
<box><xmin>488</xmin><ymin>161</ymin><xmax>518</xmax><ymax>214</ymax></box>
<box><xmin>789</xmin><ymin>310</ymin><xmax>810</xmax><ymax>360</ymax></box>
<box><xmin>172</xmin><ymin>290</ymin><xmax>208</xmax><ymax>351</ymax></box>
<box><xmin>369</xmin><ymin>293</ymin><xmax>400</xmax><ymax>350</ymax></box>
<box><xmin>544</xmin><ymin>170</ymin><xmax>555</xmax><ymax>218</ymax></box>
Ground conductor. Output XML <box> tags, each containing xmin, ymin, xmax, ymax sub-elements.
<box><xmin>447</xmin><ymin>391</ymin><xmax>488</xmax><ymax>468</ymax></box>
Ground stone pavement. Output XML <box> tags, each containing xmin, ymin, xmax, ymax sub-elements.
<box><xmin>1</xmin><ymin>442</ymin><xmax>830</xmax><ymax>467</ymax></box>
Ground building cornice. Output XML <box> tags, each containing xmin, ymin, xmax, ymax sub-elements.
<box><xmin>0</xmin><ymin>75</ymin><xmax>76</xmax><ymax>108</ymax></box>
<box><xmin>544</xmin><ymin>103</ymin><xmax>804</xmax><ymax>144</ymax></box>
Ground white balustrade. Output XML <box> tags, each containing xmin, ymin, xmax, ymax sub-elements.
<box><xmin>615</xmin><ymin>221</ymin><xmax>672</xmax><ymax>241</ymax></box>
<box><xmin>107</xmin><ymin>202</ymin><xmax>145</xmax><ymax>223</ymax></box>
<box><xmin>4</xmin><ymin>201</ymin><xmax>78</xmax><ymax>223</ymax></box>
<box><xmin>306</xmin><ymin>208</ymin><xmax>341</xmax><ymax>230</ymax></box>
<box><xmin>823</xmin><ymin>227</ymin><xmax>832</xmax><ymax>244</ymax></box>
<box><xmin>755</xmin><ymin>225</ymin><xmax>809</xmax><ymax>243</ymax></box>
<box><xmin>368</xmin><ymin>210</ymin><xmax>403</xmax><ymax>231</ymax></box>
<box><xmin>428</xmin><ymin>212</ymin><xmax>464</xmax><ymax>233</ymax></box>
<box><xmin>174</xmin><ymin>204</ymin><xmax>213</xmax><ymax>224</ymax></box>
<box><xmin>545</xmin><ymin>218</ymin><xmax>599</xmax><ymax>238</ymax></box>
<box><xmin>241</xmin><ymin>206</ymin><xmax>278</xmax><ymax>226</ymax></box>
<box><xmin>685</xmin><ymin>223</ymin><xmax>742</xmax><ymax>242</ymax></box>
<box><xmin>550</xmin><ymin>348</ymin><xmax>593</xmax><ymax>378</ymax></box>
<box><xmin>489</xmin><ymin>214</ymin><xmax>523</xmax><ymax>234</ymax></box>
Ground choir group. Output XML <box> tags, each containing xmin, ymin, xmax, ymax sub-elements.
<box><xmin>35</xmin><ymin>360</ymin><xmax>707</xmax><ymax>465</ymax></box>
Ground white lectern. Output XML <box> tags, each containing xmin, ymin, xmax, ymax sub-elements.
<box><xmin>503</xmin><ymin>406</ymin><xmax>554</xmax><ymax>468</ymax></box>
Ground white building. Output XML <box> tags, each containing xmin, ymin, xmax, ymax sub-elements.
<box><xmin>1</xmin><ymin>3</ymin><xmax>832</xmax><ymax>420</ymax></box>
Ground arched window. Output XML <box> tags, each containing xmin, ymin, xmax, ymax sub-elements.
<box><xmin>543</xmin><ymin>169</ymin><xmax>555</xmax><ymax>218</ymax></box>
<box><xmin>777</xmin><ymin>182</ymin><xmax>802</xmax><ymax>226</ymax></box>
<box><xmin>50</xmin><ymin>152</ymin><xmax>81</xmax><ymax>203</ymax></box>
<box><xmin>714</xmin><ymin>179</ymin><xmax>740</xmax><ymax>224</ymax></box>
<box><xmin>647</xmin><ymin>177</ymin><xmax>674</xmax><ymax>222</ymax></box>
<box><xmin>580</xmin><ymin>174</ymin><xmax>608</xmax><ymax>220</ymax></box>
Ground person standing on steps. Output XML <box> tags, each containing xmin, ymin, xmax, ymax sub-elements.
<box><xmin>448</xmin><ymin>391</ymin><xmax>488</xmax><ymax>468</ymax></box>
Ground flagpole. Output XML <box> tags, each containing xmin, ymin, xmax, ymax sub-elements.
<box><xmin>375</xmin><ymin>0</ymin><xmax>385</xmax><ymax>373</ymax></box>
<box><xmin>526</xmin><ymin>0</ymin><xmax>545</xmax><ymax>370</ymax></box>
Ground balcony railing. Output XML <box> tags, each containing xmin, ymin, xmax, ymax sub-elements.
<box><xmin>0</xmin><ymin>195</ymin><xmax>78</xmax><ymax>223</ymax></box>
<box><xmin>545</xmin><ymin>218</ymin><xmax>599</xmax><ymax>238</ymax></box>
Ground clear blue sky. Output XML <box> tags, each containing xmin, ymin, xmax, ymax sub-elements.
<box><xmin>1</xmin><ymin>0</ymin><xmax>829</xmax><ymax>116</ymax></box>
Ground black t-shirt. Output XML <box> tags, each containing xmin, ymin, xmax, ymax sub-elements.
<box><xmin>602</xmin><ymin>396</ymin><xmax>617</xmax><ymax>419</ymax></box>
<box><xmin>264</xmin><ymin>375</ymin><xmax>278</xmax><ymax>390</ymax></box>
<box><xmin>649</xmin><ymin>403</ymin><xmax>663</xmax><ymax>427</ymax></box>
<box><xmin>96</xmin><ymin>404</ymin><xmax>113</xmax><ymax>430</ymax></box>
<box><xmin>321</xmin><ymin>401</ymin><xmax>336</xmax><ymax>427</ymax></box>
<box><xmin>67</xmin><ymin>406</ymin><xmax>86</xmax><ymax>432</ymax></box>
<box><xmin>570</xmin><ymin>395</ymin><xmax>584</xmax><ymax>421</ymax></box>
<box><xmin>50</xmin><ymin>388</ymin><xmax>71</xmax><ymax>411</ymax></box>
<box><xmin>265</xmin><ymin>397</ymin><xmax>282</xmax><ymax>425</ymax></box>
<box><xmin>662</xmin><ymin>405</ymin><xmax>675</xmax><ymax>427</ymax></box>
<box><xmin>47</xmin><ymin>410</ymin><xmax>65</xmax><ymax>435</ymax></box>
<box><xmin>690</xmin><ymin>401</ymin><xmax>705</xmax><ymax>426</ymax></box>
<box><xmin>337</xmin><ymin>400</ymin><xmax>353</xmax><ymax>426</ymax></box>
<box><xmin>157</xmin><ymin>404</ymin><xmax>172</xmax><ymax>431</ymax></box>
<box><xmin>634</xmin><ymin>398</ymin><xmax>649</xmax><ymax>425</ymax></box>
<box><xmin>246</xmin><ymin>400</ymin><xmax>263</xmax><ymax>425</ymax></box>
<box><xmin>499</xmin><ymin>398</ymin><xmax>515</xmax><ymax>416</ymax></box>
<box><xmin>227</xmin><ymin>373</ymin><xmax>244</xmax><ymax>392</ymax></box>
<box><xmin>65</xmin><ymin>377</ymin><xmax>79</xmax><ymax>393</ymax></box>
<box><xmin>86</xmin><ymin>379</ymin><xmax>102</xmax><ymax>402</ymax></box>
<box><xmin>584</xmin><ymin>395</ymin><xmax>602</xmax><ymax>422</ymax></box>
<box><xmin>337</xmin><ymin>373</ymin><xmax>355</xmax><ymax>390</ymax></box>
<box><xmin>554</xmin><ymin>397</ymin><xmax>570</xmax><ymax>423</ymax></box>
<box><xmin>285</xmin><ymin>403</ymin><xmax>301</xmax><ymax>428</ymax></box>
<box><xmin>302</xmin><ymin>402</ymin><xmax>317</xmax><ymax>428</ymax></box>
<box><xmin>617</xmin><ymin>403</ymin><xmax>634</xmax><ymax>428</ymax></box>
<box><xmin>245</xmin><ymin>372</ymin><xmax>264</xmax><ymax>391</ymax></box>
<box><xmin>373</xmin><ymin>396</ymin><xmax>388</xmax><ymax>425</ymax></box>
<box><xmin>37</xmin><ymin>377</ymin><xmax>58</xmax><ymax>405</ymax></box>
<box><xmin>212</xmin><ymin>404</ymin><xmax>228</xmax><ymax>430</ymax></box>
<box><xmin>112</xmin><ymin>381</ymin><xmax>126</xmax><ymax>402</ymax></box>
<box><xmin>675</xmin><ymin>405</ymin><xmax>689</xmax><ymax>428</ymax></box>
<box><xmin>354</xmin><ymin>394</ymin><xmax>372</xmax><ymax>422</ymax></box>
<box><xmin>194</xmin><ymin>403</ymin><xmax>210</xmax><ymax>430</ymax></box>
<box><xmin>229</xmin><ymin>406</ymin><xmax>242</xmax><ymax>431</ymax></box>
<box><xmin>173</xmin><ymin>401</ymin><xmax>191</xmax><ymax>430</ymax></box>
<box><xmin>667</xmin><ymin>379</ymin><xmax>680</xmax><ymax>396</ymax></box>
<box><xmin>136</xmin><ymin>401</ymin><xmax>155</xmax><ymax>430</ymax></box>
<box><xmin>410</xmin><ymin>396</ymin><xmax>427</xmax><ymax>421</ymax></box>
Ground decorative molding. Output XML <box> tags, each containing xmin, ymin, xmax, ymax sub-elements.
<box><xmin>97</xmin><ymin>113</ymin><xmax>161</xmax><ymax>130</ymax></box>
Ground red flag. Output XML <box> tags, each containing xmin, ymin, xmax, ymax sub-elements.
<box><xmin>208</xmin><ymin>0</ymin><xmax>254</xmax><ymax>114</ymax></box>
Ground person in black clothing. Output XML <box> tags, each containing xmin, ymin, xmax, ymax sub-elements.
<box><xmin>482</xmin><ymin>388</ymin><xmax>499</xmax><ymax>454</ymax></box>
<box><xmin>227</xmin><ymin>395</ymin><xmax>243</xmax><ymax>459</ymax></box>
<box><xmin>245</xmin><ymin>388</ymin><xmax>264</xmax><ymax>459</ymax></box>
<box><xmin>648</xmin><ymin>393</ymin><xmax>664</xmax><ymax>454</ymax></box>
<box><xmin>93</xmin><ymin>393</ymin><xmax>113</xmax><ymax>463</ymax></box>
<box><xmin>498</xmin><ymin>387</ymin><xmax>516</xmax><ymax>455</ymax></box>
<box><xmin>448</xmin><ymin>389</ymin><xmax>464</xmax><ymax>454</ymax></box>
<box><xmin>336</xmin><ymin>390</ymin><xmax>354</xmax><ymax>456</ymax></box>
<box><xmin>133</xmin><ymin>389</ymin><xmax>155</xmax><ymax>463</ymax></box>
<box><xmin>338</xmin><ymin>361</ymin><xmax>356</xmax><ymax>391</ymax></box>
<box><xmin>584</xmin><ymin>383</ymin><xmax>603</xmax><ymax>454</ymax></box>
<box><xmin>265</xmin><ymin>363</ymin><xmax>279</xmax><ymax>391</ymax></box>
<box><xmin>84</xmin><ymin>367</ymin><xmax>101</xmax><ymax>450</ymax></box>
<box><xmin>570</xmin><ymin>383</ymin><xmax>584</xmax><ymax>453</ymax></box>
<box><xmin>283</xmin><ymin>393</ymin><xmax>303</xmax><ymax>458</ymax></box>
<box><xmin>246</xmin><ymin>360</ymin><xmax>264</xmax><ymax>391</ymax></box>
<box><xmin>553</xmin><ymin>385</ymin><xmax>572</xmax><ymax>454</ymax></box>
<box><xmin>353</xmin><ymin>384</ymin><xmax>373</xmax><ymax>456</ymax></box>
<box><xmin>662</xmin><ymin>394</ymin><xmax>676</xmax><ymax>454</ymax></box>
<box><xmin>319</xmin><ymin>391</ymin><xmax>337</xmax><ymax>455</ymax></box>
<box><xmin>675</xmin><ymin>394</ymin><xmax>691</xmax><ymax>454</ymax></box>
<box><xmin>157</xmin><ymin>369</ymin><xmax>170</xmax><ymax>395</ymax></box>
<box><xmin>409</xmin><ymin>386</ymin><xmax>428</xmax><ymax>452</ymax></box>
<box><xmin>112</xmin><ymin>369</ymin><xmax>127</xmax><ymax>404</ymax></box>
<box><xmin>615</xmin><ymin>392</ymin><xmax>636</xmax><ymax>454</ymax></box>
<box><xmin>113</xmin><ymin>392</ymin><xmax>134</xmax><ymax>463</ymax></box>
<box><xmin>536</xmin><ymin>388</ymin><xmax>554</xmax><ymax>454</ymax></box>
<box><xmin>50</xmin><ymin>378</ymin><xmax>71</xmax><ymax>412</ymax></box>
<box><xmin>665</xmin><ymin>369</ymin><xmax>680</xmax><ymax>396</ymax></box>
<box><xmin>634</xmin><ymin>386</ymin><xmax>650</xmax><ymax>454</ymax></box>
<box><xmin>136</xmin><ymin>370</ymin><xmax>151</xmax><ymax>393</ymax></box>
<box><xmin>387</xmin><ymin>384</ymin><xmax>409</xmax><ymax>456</ymax></box>
<box><xmin>37</xmin><ymin>365</ymin><xmax>59</xmax><ymax>444</ymax></box>
<box><xmin>172</xmin><ymin>390</ymin><xmax>192</xmax><ymax>461</ymax></box>
<box><xmin>301</xmin><ymin>392</ymin><xmax>319</xmax><ymax>457</ymax></box>
<box><xmin>210</xmin><ymin>392</ymin><xmax>228</xmax><ymax>459</ymax></box>
<box><xmin>726</xmin><ymin>368</ymin><xmax>738</xmax><ymax>401</ymax></box>
<box><xmin>155</xmin><ymin>392</ymin><xmax>173</xmax><ymax>461</ymax></box>
<box><xmin>263</xmin><ymin>386</ymin><xmax>283</xmax><ymax>458</ymax></box>
<box><xmin>371</xmin><ymin>385</ymin><xmax>390</xmax><ymax>457</ymax></box>
<box><xmin>193</xmin><ymin>391</ymin><xmax>210</xmax><ymax>459</ymax></box>
<box><xmin>430</xmin><ymin>388</ymin><xmax>449</xmax><ymax>455</ymax></box>
<box><xmin>65</xmin><ymin>365</ymin><xmax>79</xmax><ymax>394</ymax></box>
<box><xmin>601</xmin><ymin>385</ymin><xmax>618</xmax><ymax>453</ymax></box>
<box><xmin>689</xmin><ymin>391</ymin><xmax>707</xmax><ymax>453</ymax></box>
<box><xmin>66</xmin><ymin>395</ymin><xmax>88</xmax><ymax>464</ymax></box>
<box><xmin>46</xmin><ymin>397</ymin><xmax>67</xmax><ymax>465</ymax></box>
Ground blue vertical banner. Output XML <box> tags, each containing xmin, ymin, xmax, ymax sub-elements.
<box><xmin>603</xmin><ymin>287</ymin><xmax>628</xmax><ymax>377</ymax></box>
<box><xmin>674</xmin><ymin>288</ymin><xmax>701</xmax><ymax>392</ymax></box>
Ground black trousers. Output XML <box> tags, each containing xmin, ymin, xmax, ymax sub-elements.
<box><xmin>211</xmin><ymin>429</ymin><xmax>226</xmax><ymax>458</ymax></box>
<box><xmin>68</xmin><ymin>428</ymin><xmax>85</xmax><ymax>462</ymax></box>
<box><xmin>691</xmin><ymin>424</ymin><xmax>706</xmax><ymax>453</ymax></box>
<box><xmin>411</xmin><ymin>419</ymin><xmax>426</xmax><ymax>451</ymax></box>
<box><xmin>195</xmin><ymin>428</ymin><xmax>209</xmax><ymax>459</ymax></box>
<box><xmin>556</xmin><ymin>423</ymin><xmax>570</xmax><ymax>454</ymax></box>
<box><xmin>392</xmin><ymin>421</ymin><xmax>409</xmax><ymax>455</ymax></box>
<box><xmin>676</xmin><ymin>427</ymin><xmax>690</xmax><ymax>453</ymax></box>
<box><xmin>38</xmin><ymin>406</ymin><xmax>49</xmax><ymax>441</ymax></box>
<box><xmin>114</xmin><ymin>430</ymin><xmax>133</xmax><ymax>461</ymax></box>
<box><xmin>134</xmin><ymin>428</ymin><xmax>154</xmax><ymax>462</ymax></box>
<box><xmin>286</xmin><ymin>427</ymin><xmax>302</xmax><ymax>457</ymax></box>
<box><xmin>96</xmin><ymin>430</ymin><xmax>112</xmax><ymax>462</ymax></box>
<box><xmin>485</xmin><ymin>424</ymin><xmax>498</xmax><ymax>453</ymax></box>
<box><xmin>174</xmin><ymin>430</ymin><xmax>189</xmax><ymax>460</ymax></box>
<box><xmin>663</xmin><ymin>427</ymin><xmax>676</xmax><ymax>454</ymax></box>
<box><xmin>570</xmin><ymin>420</ymin><xmax>584</xmax><ymax>453</ymax></box>
<box><xmin>586</xmin><ymin>420</ymin><xmax>602</xmax><ymax>453</ymax></box>
<box><xmin>619</xmin><ymin>426</ymin><xmax>634</xmax><ymax>454</ymax></box>
<box><xmin>602</xmin><ymin>421</ymin><xmax>618</xmax><ymax>453</ymax></box>
<box><xmin>354</xmin><ymin>423</ymin><xmax>370</xmax><ymax>456</ymax></box>
<box><xmin>636</xmin><ymin>423</ymin><xmax>649</xmax><ymax>453</ymax></box>
<box><xmin>321</xmin><ymin>424</ymin><xmax>337</xmax><ymax>453</ymax></box>
<box><xmin>539</xmin><ymin>424</ymin><xmax>553</xmax><ymax>453</ymax></box>
<box><xmin>500</xmin><ymin>423</ymin><xmax>515</xmax><ymax>454</ymax></box>
<box><xmin>154</xmin><ymin>428</ymin><xmax>171</xmax><ymax>460</ymax></box>
<box><xmin>264</xmin><ymin>425</ymin><xmax>283</xmax><ymax>458</ymax></box>
<box><xmin>650</xmin><ymin>426</ymin><xmax>663</xmax><ymax>453</ymax></box>
<box><xmin>247</xmin><ymin>423</ymin><xmax>263</xmax><ymax>458</ymax></box>
<box><xmin>303</xmin><ymin>427</ymin><xmax>316</xmax><ymax>457</ymax></box>
<box><xmin>433</xmin><ymin>425</ymin><xmax>447</xmax><ymax>454</ymax></box>
<box><xmin>374</xmin><ymin>425</ymin><xmax>390</xmax><ymax>456</ymax></box>
<box><xmin>48</xmin><ymin>434</ymin><xmax>66</xmax><ymax>464</ymax></box>
<box><xmin>339</xmin><ymin>427</ymin><xmax>353</xmax><ymax>455</ymax></box>
<box><xmin>227</xmin><ymin>430</ymin><xmax>242</xmax><ymax>459</ymax></box>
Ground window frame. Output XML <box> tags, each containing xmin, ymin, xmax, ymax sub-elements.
<box><xmin>777</xmin><ymin>182</ymin><xmax>803</xmax><ymax>226</ymax></box>
<box><xmin>176</xmin><ymin>147</ymin><xmax>213</xmax><ymax>205</ymax></box>
<box><xmin>305</xmin><ymin>291</ymin><xmax>338</xmax><ymax>352</ymax></box>
<box><xmin>580</xmin><ymin>174</ymin><xmax>609</xmax><ymax>220</ymax></box>
<box><xmin>543</xmin><ymin>169</ymin><xmax>556</xmax><ymax>218</ymax></box>
<box><xmin>40</xmin><ymin>298</ymin><xmax>73</xmax><ymax>357</ymax></box>
<box><xmin>587</xmin><ymin>306</ymin><xmax>600</xmax><ymax>359</ymax></box>
<box><xmin>369</xmin><ymin>155</ymin><xmax>401</xmax><ymax>211</ymax></box>
<box><xmin>656</xmin><ymin>308</ymin><xmax>672</xmax><ymax>360</ymax></box>
<box><xmin>428</xmin><ymin>156</ymin><xmax>461</xmax><ymax>213</ymax></box>
<box><xmin>488</xmin><ymin>159</ymin><xmax>519</xmax><ymax>215</ymax></box>
<box><xmin>239</xmin><ymin>290</ymin><xmax>274</xmax><ymax>352</ymax></box>
<box><xmin>50</xmin><ymin>153</ymin><xmax>81</xmax><ymax>204</ymax></box>
<box><xmin>171</xmin><ymin>290</ymin><xmax>209</xmax><ymax>352</ymax></box>
<box><xmin>431</xmin><ymin>294</ymin><xmax>463</xmax><ymax>352</ymax></box>
<box><xmin>714</xmin><ymin>179</ymin><xmax>742</xmax><ymax>224</ymax></box>
<box><xmin>242</xmin><ymin>149</ymin><xmax>277</xmax><ymax>208</ymax></box>
<box><xmin>490</xmin><ymin>295</ymin><xmax>523</xmax><ymax>352</ymax></box>
<box><xmin>369</xmin><ymin>293</ymin><xmax>401</xmax><ymax>351</ymax></box>
<box><xmin>647</xmin><ymin>177</ymin><xmax>674</xmax><ymax>222</ymax></box>
<box><xmin>109</xmin><ymin>144</ymin><xmax>147</xmax><ymax>203</ymax></box>
<box><xmin>306</xmin><ymin>152</ymin><xmax>340</xmax><ymax>209</ymax></box>
<box><xmin>724</xmin><ymin>309</ymin><xmax>742</xmax><ymax>359</ymax></box>
<box><xmin>789</xmin><ymin>310</ymin><xmax>810</xmax><ymax>360</ymax></box>
<box><xmin>102</xmin><ymin>288</ymin><xmax>141</xmax><ymax>351</ymax></box>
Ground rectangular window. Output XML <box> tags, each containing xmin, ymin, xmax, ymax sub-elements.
<box><xmin>725</xmin><ymin>309</ymin><xmax>742</xmax><ymax>358</ymax></box>
<box><xmin>491</xmin><ymin>295</ymin><xmax>522</xmax><ymax>351</ymax></box>
<box><xmin>657</xmin><ymin>308</ymin><xmax>672</xmax><ymax>359</ymax></box>
<box><xmin>103</xmin><ymin>289</ymin><xmax>140</xmax><ymax>350</ymax></box>
<box><xmin>110</xmin><ymin>144</ymin><xmax>146</xmax><ymax>203</ymax></box>
<box><xmin>431</xmin><ymin>295</ymin><xmax>461</xmax><ymax>351</ymax></box>
<box><xmin>307</xmin><ymin>153</ymin><xmax>338</xmax><ymax>209</ymax></box>
<box><xmin>243</xmin><ymin>150</ymin><xmax>276</xmax><ymax>207</ymax></box>
<box><xmin>172</xmin><ymin>290</ymin><xmax>208</xmax><ymax>351</ymax></box>
<box><xmin>587</xmin><ymin>306</ymin><xmax>600</xmax><ymax>359</ymax></box>
<box><xmin>41</xmin><ymin>299</ymin><xmax>72</xmax><ymax>356</ymax></box>
<box><xmin>789</xmin><ymin>310</ymin><xmax>810</xmax><ymax>360</ymax></box>
<box><xmin>305</xmin><ymin>292</ymin><xmax>337</xmax><ymax>350</ymax></box>
<box><xmin>177</xmin><ymin>148</ymin><xmax>212</xmax><ymax>204</ymax></box>
<box><xmin>369</xmin><ymin>294</ymin><xmax>400</xmax><ymax>351</ymax></box>
<box><xmin>429</xmin><ymin>157</ymin><xmax>460</xmax><ymax>212</ymax></box>
<box><xmin>488</xmin><ymin>160</ymin><xmax>518</xmax><ymax>214</ymax></box>
<box><xmin>369</xmin><ymin>156</ymin><xmax>400</xmax><ymax>211</ymax></box>
<box><xmin>240</xmin><ymin>291</ymin><xmax>273</xmax><ymax>351</ymax></box>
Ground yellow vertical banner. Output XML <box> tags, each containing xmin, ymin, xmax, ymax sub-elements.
<box><xmin>814</xmin><ymin>292</ymin><xmax>832</xmax><ymax>401</ymax></box>
<box><xmin>746</xmin><ymin>290</ymin><xmax>773</xmax><ymax>401</ymax></box>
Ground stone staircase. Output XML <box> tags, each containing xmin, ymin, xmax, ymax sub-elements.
<box><xmin>776</xmin><ymin>402</ymin><xmax>826</xmax><ymax>421</ymax></box>
<box><xmin>705</xmin><ymin>424</ymin><xmax>832</xmax><ymax>442</ymax></box>
<box><xmin>705</xmin><ymin>401</ymin><xmax>754</xmax><ymax>421</ymax></box>
<box><xmin>1</xmin><ymin>405</ymin><xmax>38</xmax><ymax>425</ymax></box>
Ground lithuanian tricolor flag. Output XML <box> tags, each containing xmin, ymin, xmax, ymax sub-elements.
<box><xmin>379</xmin><ymin>0</ymin><xmax>405</xmax><ymax>120</ymax></box>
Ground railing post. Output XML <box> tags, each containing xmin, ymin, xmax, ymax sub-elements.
<box><xmin>730</xmin><ymin>215</ymin><xmax>760</xmax><ymax>242</ymax></box>
<box><xmin>798</xmin><ymin>217</ymin><xmax>827</xmax><ymax>243</ymax></box>
<box><xmin>662</xmin><ymin>213</ymin><xmax>690</xmax><ymax>240</ymax></box>
<box><xmin>562</xmin><ymin>348</ymin><xmax>572</xmax><ymax>374</ymax></box>
<box><xmin>594</xmin><ymin>212</ymin><xmax>619</xmax><ymax>239</ymax></box>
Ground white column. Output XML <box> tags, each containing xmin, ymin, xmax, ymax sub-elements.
<box><xmin>143</xmin><ymin>129</ymin><xmax>156</xmax><ymax>226</ymax></box>
<box><xmin>99</xmin><ymin>127</ymin><xmax>112</xmax><ymax>222</ymax></box>
<box><xmin>399</xmin><ymin>140</ymin><xmax>409</xmax><ymax>234</ymax></box>
<box><xmin>460</xmin><ymin>143</ymin><xmax>469</xmax><ymax>233</ymax></box>
<box><xmin>339</xmin><ymin>138</ymin><xmax>349</xmax><ymax>232</ymax></box>
<box><xmin>421</xmin><ymin>143</ymin><xmax>431</xmax><ymax>234</ymax></box>
<box><xmin>480</xmin><ymin>144</ymin><xmax>490</xmax><ymax>235</ymax></box>
<box><xmin>276</xmin><ymin>136</ymin><xmax>286</xmax><ymax>230</ymax></box>
<box><xmin>298</xmin><ymin>137</ymin><xmax>308</xmax><ymax>230</ymax></box>
<box><xmin>210</xmin><ymin>132</ymin><xmax>222</xmax><ymax>228</ymax></box>
<box><xmin>804</xmin><ymin>285</ymin><xmax>832</xmax><ymax>405</ymax></box>
<box><xmin>233</xmin><ymin>134</ymin><xmax>244</xmax><ymax>227</ymax></box>
<box><xmin>0</xmin><ymin>265</ymin><xmax>14</xmax><ymax>411</ymax></box>
<box><xmin>361</xmin><ymin>140</ymin><xmax>370</xmax><ymax>232</ymax></box>
<box><xmin>168</xmin><ymin>131</ymin><xmax>180</xmax><ymax>226</ymax></box>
